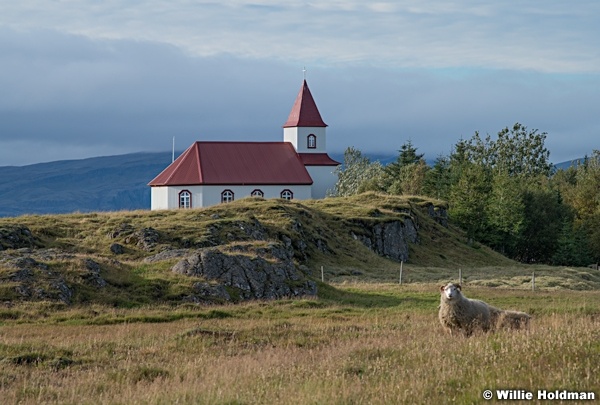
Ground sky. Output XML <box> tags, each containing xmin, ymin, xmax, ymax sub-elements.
<box><xmin>1</xmin><ymin>1</ymin><xmax>599</xmax><ymax>166</ymax></box>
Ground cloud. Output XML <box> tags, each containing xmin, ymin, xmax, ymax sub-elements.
<box><xmin>1</xmin><ymin>1</ymin><xmax>599</xmax><ymax>72</ymax></box>
<box><xmin>0</xmin><ymin>2</ymin><xmax>599</xmax><ymax>167</ymax></box>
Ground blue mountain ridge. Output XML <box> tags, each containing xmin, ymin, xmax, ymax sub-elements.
<box><xmin>0</xmin><ymin>152</ymin><xmax>578</xmax><ymax>217</ymax></box>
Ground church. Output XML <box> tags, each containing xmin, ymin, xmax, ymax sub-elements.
<box><xmin>148</xmin><ymin>80</ymin><xmax>340</xmax><ymax>210</ymax></box>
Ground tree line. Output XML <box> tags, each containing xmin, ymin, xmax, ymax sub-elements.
<box><xmin>331</xmin><ymin>123</ymin><xmax>600</xmax><ymax>266</ymax></box>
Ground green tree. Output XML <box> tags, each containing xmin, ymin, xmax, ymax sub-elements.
<box><xmin>331</xmin><ymin>147</ymin><xmax>384</xmax><ymax>197</ymax></box>
<box><xmin>423</xmin><ymin>154</ymin><xmax>451</xmax><ymax>200</ymax></box>
<box><xmin>566</xmin><ymin>151</ymin><xmax>600</xmax><ymax>263</ymax></box>
<box><xmin>571</xmin><ymin>151</ymin><xmax>600</xmax><ymax>221</ymax></box>
<box><xmin>484</xmin><ymin>170</ymin><xmax>525</xmax><ymax>254</ymax></box>
<box><xmin>448</xmin><ymin>162</ymin><xmax>489</xmax><ymax>243</ymax></box>
<box><xmin>387</xmin><ymin>161</ymin><xmax>429</xmax><ymax>196</ymax></box>
<box><xmin>444</xmin><ymin>123</ymin><xmax>560</xmax><ymax>261</ymax></box>
<box><xmin>552</xmin><ymin>220</ymin><xmax>592</xmax><ymax>266</ymax></box>
<box><xmin>514</xmin><ymin>189</ymin><xmax>566</xmax><ymax>263</ymax></box>
<box><xmin>384</xmin><ymin>140</ymin><xmax>428</xmax><ymax>195</ymax></box>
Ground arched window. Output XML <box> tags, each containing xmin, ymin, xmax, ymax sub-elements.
<box><xmin>280</xmin><ymin>189</ymin><xmax>293</xmax><ymax>200</ymax></box>
<box><xmin>179</xmin><ymin>190</ymin><xmax>192</xmax><ymax>209</ymax></box>
<box><xmin>251</xmin><ymin>189</ymin><xmax>264</xmax><ymax>198</ymax></box>
<box><xmin>221</xmin><ymin>189</ymin><xmax>234</xmax><ymax>203</ymax></box>
<box><xmin>307</xmin><ymin>134</ymin><xmax>317</xmax><ymax>149</ymax></box>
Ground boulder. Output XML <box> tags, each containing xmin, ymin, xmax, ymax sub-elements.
<box><xmin>81</xmin><ymin>258</ymin><xmax>107</xmax><ymax>288</ymax></box>
<box><xmin>110</xmin><ymin>243</ymin><xmax>124</xmax><ymax>255</ymax></box>
<box><xmin>0</xmin><ymin>225</ymin><xmax>38</xmax><ymax>251</ymax></box>
<box><xmin>4</xmin><ymin>255</ymin><xmax>73</xmax><ymax>304</ymax></box>
<box><xmin>172</xmin><ymin>244</ymin><xmax>317</xmax><ymax>301</ymax></box>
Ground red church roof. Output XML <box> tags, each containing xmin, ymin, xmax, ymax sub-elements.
<box><xmin>299</xmin><ymin>153</ymin><xmax>340</xmax><ymax>166</ymax></box>
<box><xmin>148</xmin><ymin>142</ymin><xmax>314</xmax><ymax>186</ymax></box>
<box><xmin>283</xmin><ymin>80</ymin><xmax>327</xmax><ymax>128</ymax></box>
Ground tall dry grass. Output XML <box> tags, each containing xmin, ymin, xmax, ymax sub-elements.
<box><xmin>0</xmin><ymin>283</ymin><xmax>599</xmax><ymax>404</ymax></box>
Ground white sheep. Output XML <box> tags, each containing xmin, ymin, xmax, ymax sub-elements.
<box><xmin>438</xmin><ymin>283</ymin><xmax>530</xmax><ymax>336</ymax></box>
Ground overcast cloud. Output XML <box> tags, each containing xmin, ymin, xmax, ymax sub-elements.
<box><xmin>1</xmin><ymin>1</ymin><xmax>599</xmax><ymax>166</ymax></box>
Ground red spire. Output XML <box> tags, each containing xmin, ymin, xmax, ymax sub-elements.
<box><xmin>283</xmin><ymin>80</ymin><xmax>327</xmax><ymax>128</ymax></box>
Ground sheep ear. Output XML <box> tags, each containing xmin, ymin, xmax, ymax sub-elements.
<box><xmin>440</xmin><ymin>285</ymin><xmax>446</xmax><ymax>292</ymax></box>
<box><xmin>456</xmin><ymin>284</ymin><xmax>461</xmax><ymax>290</ymax></box>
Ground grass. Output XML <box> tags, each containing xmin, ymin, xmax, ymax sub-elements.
<box><xmin>1</xmin><ymin>195</ymin><xmax>599</xmax><ymax>402</ymax></box>
<box><xmin>0</xmin><ymin>283</ymin><xmax>599</xmax><ymax>404</ymax></box>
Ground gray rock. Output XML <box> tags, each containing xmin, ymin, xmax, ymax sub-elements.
<box><xmin>109</xmin><ymin>224</ymin><xmax>160</xmax><ymax>251</ymax></box>
<box><xmin>143</xmin><ymin>248</ymin><xmax>190</xmax><ymax>263</ymax></box>
<box><xmin>425</xmin><ymin>203</ymin><xmax>448</xmax><ymax>227</ymax></box>
<box><xmin>110</xmin><ymin>243</ymin><xmax>124</xmax><ymax>255</ymax></box>
<box><xmin>82</xmin><ymin>258</ymin><xmax>107</xmax><ymax>288</ymax></box>
<box><xmin>191</xmin><ymin>282</ymin><xmax>231</xmax><ymax>301</ymax></box>
<box><xmin>108</xmin><ymin>223</ymin><xmax>135</xmax><ymax>239</ymax></box>
<box><xmin>172</xmin><ymin>244</ymin><xmax>317</xmax><ymax>301</ymax></box>
<box><xmin>351</xmin><ymin>219</ymin><xmax>418</xmax><ymax>263</ymax></box>
<box><xmin>129</xmin><ymin>227</ymin><xmax>160</xmax><ymax>251</ymax></box>
<box><xmin>0</xmin><ymin>225</ymin><xmax>38</xmax><ymax>250</ymax></box>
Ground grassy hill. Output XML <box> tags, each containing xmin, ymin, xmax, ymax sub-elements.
<box><xmin>1</xmin><ymin>193</ymin><xmax>598</xmax><ymax>309</ymax></box>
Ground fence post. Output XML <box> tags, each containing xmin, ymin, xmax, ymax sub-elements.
<box><xmin>532</xmin><ymin>271</ymin><xmax>535</xmax><ymax>291</ymax></box>
<box><xmin>399</xmin><ymin>261</ymin><xmax>403</xmax><ymax>285</ymax></box>
<box><xmin>321</xmin><ymin>266</ymin><xmax>324</xmax><ymax>283</ymax></box>
<box><xmin>459</xmin><ymin>268</ymin><xmax>462</xmax><ymax>285</ymax></box>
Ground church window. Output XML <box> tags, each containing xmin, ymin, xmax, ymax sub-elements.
<box><xmin>307</xmin><ymin>134</ymin><xmax>317</xmax><ymax>149</ymax></box>
<box><xmin>251</xmin><ymin>189</ymin><xmax>264</xmax><ymax>198</ymax></box>
<box><xmin>179</xmin><ymin>190</ymin><xmax>192</xmax><ymax>209</ymax></box>
<box><xmin>280</xmin><ymin>189</ymin><xmax>293</xmax><ymax>200</ymax></box>
<box><xmin>221</xmin><ymin>189</ymin><xmax>234</xmax><ymax>203</ymax></box>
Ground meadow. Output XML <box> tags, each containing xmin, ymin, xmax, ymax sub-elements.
<box><xmin>1</xmin><ymin>282</ymin><xmax>599</xmax><ymax>404</ymax></box>
<box><xmin>1</xmin><ymin>195</ymin><xmax>599</xmax><ymax>403</ymax></box>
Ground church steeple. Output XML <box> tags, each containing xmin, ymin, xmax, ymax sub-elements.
<box><xmin>283</xmin><ymin>80</ymin><xmax>328</xmax><ymax>154</ymax></box>
<box><xmin>283</xmin><ymin>80</ymin><xmax>327</xmax><ymax>128</ymax></box>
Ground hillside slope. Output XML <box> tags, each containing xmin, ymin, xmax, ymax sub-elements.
<box><xmin>4</xmin><ymin>192</ymin><xmax>598</xmax><ymax>308</ymax></box>
<box><xmin>0</xmin><ymin>193</ymin><xmax>524</xmax><ymax>306</ymax></box>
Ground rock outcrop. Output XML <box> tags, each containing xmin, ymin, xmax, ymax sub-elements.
<box><xmin>172</xmin><ymin>243</ymin><xmax>317</xmax><ymax>302</ymax></box>
<box><xmin>109</xmin><ymin>223</ymin><xmax>160</xmax><ymax>251</ymax></box>
<box><xmin>3</xmin><ymin>255</ymin><xmax>73</xmax><ymax>304</ymax></box>
<box><xmin>0</xmin><ymin>225</ymin><xmax>39</xmax><ymax>250</ymax></box>
<box><xmin>350</xmin><ymin>219</ymin><xmax>419</xmax><ymax>263</ymax></box>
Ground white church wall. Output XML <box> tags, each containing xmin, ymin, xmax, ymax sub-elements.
<box><xmin>283</xmin><ymin>127</ymin><xmax>326</xmax><ymax>153</ymax></box>
<box><xmin>305</xmin><ymin>166</ymin><xmax>338</xmax><ymax>198</ymax></box>
<box><xmin>150</xmin><ymin>187</ymin><xmax>170</xmax><ymax>210</ymax></box>
<box><xmin>201</xmin><ymin>185</ymin><xmax>312</xmax><ymax>206</ymax></box>
<box><xmin>151</xmin><ymin>185</ymin><xmax>313</xmax><ymax>210</ymax></box>
<box><xmin>151</xmin><ymin>186</ymin><xmax>205</xmax><ymax>209</ymax></box>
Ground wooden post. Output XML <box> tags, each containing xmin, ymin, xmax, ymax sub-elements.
<box><xmin>459</xmin><ymin>268</ymin><xmax>462</xmax><ymax>285</ymax></box>
<box><xmin>321</xmin><ymin>266</ymin><xmax>324</xmax><ymax>283</ymax></box>
<box><xmin>399</xmin><ymin>261</ymin><xmax>403</xmax><ymax>285</ymax></box>
<box><xmin>532</xmin><ymin>271</ymin><xmax>535</xmax><ymax>291</ymax></box>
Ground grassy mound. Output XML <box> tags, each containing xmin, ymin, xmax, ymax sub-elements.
<box><xmin>1</xmin><ymin>193</ymin><xmax>598</xmax><ymax>308</ymax></box>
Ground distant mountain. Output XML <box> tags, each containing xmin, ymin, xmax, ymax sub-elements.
<box><xmin>0</xmin><ymin>151</ymin><xmax>580</xmax><ymax>217</ymax></box>
<box><xmin>0</xmin><ymin>153</ymin><xmax>172</xmax><ymax>217</ymax></box>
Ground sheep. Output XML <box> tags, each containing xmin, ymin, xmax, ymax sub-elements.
<box><xmin>438</xmin><ymin>283</ymin><xmax>530</xmax><ymax>336</ymax></box>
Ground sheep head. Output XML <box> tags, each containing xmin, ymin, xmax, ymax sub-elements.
<box><xmin>440</xmin><ymin>283</ymin><xmax>461</xmax><ymax>301</ymax></box>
